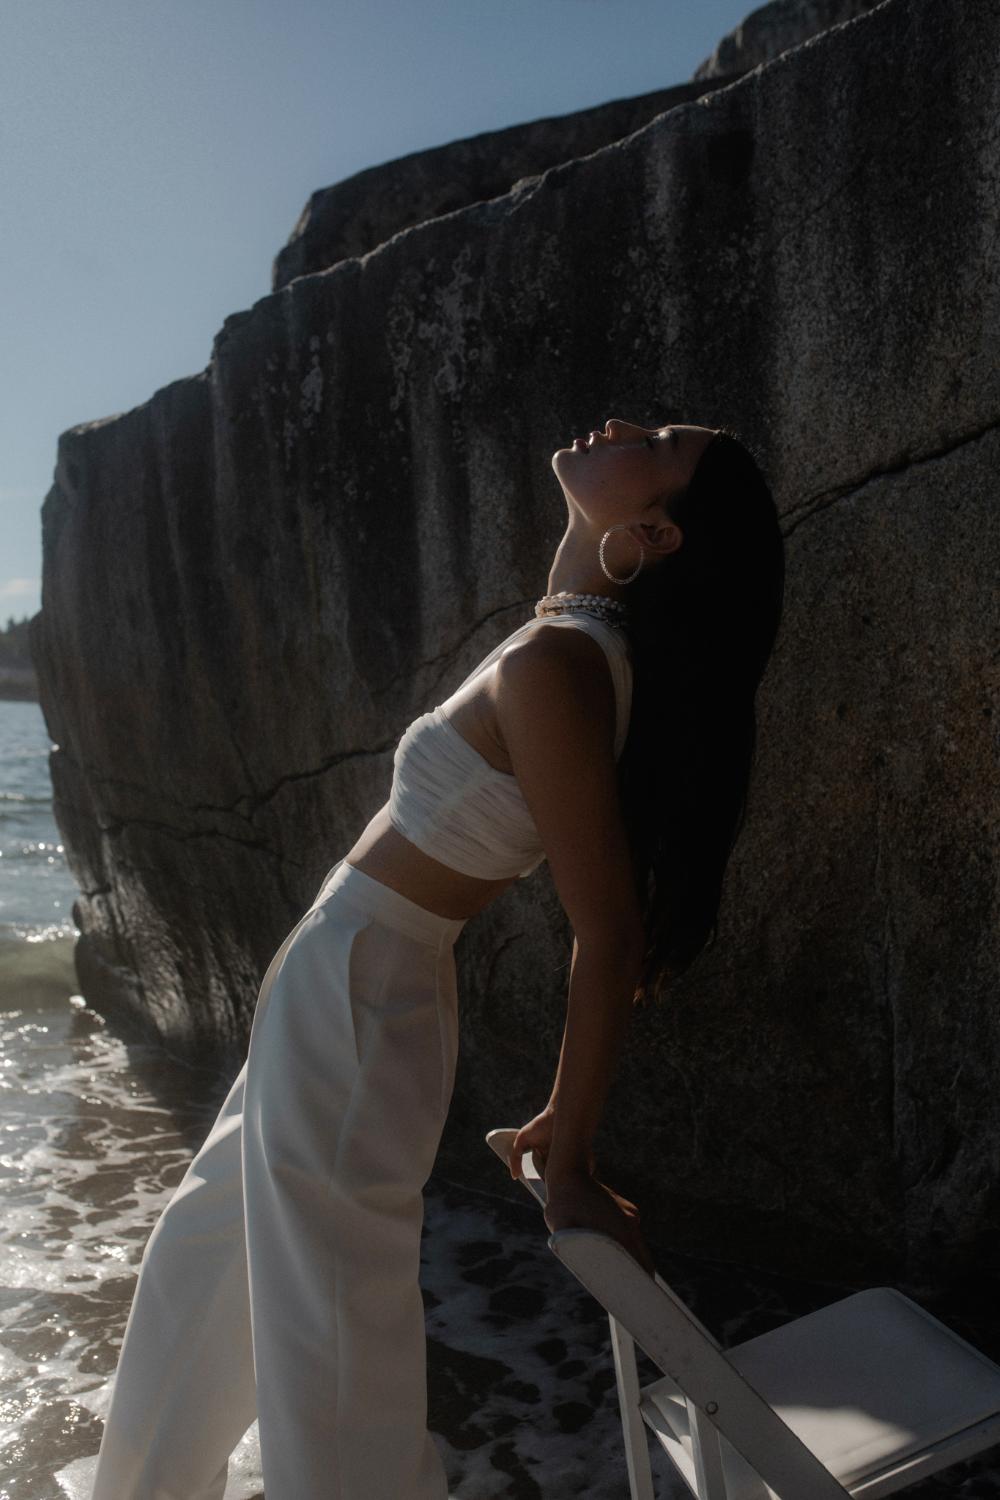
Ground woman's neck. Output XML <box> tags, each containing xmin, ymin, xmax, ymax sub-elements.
<box><xmin>544</xmin><ymin>522</ymin><xmax>629</xmax><ymax>604</ymax></box>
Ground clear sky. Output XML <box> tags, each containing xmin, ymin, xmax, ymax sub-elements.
<box><xmin>1</xmin><ymin>0</ymin><xmax>756</xmax><ymax>622</ymax></box>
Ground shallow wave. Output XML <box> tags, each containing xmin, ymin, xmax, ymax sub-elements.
<box><xmin>0</xmin><ymin>926</ymin><xmax>77</xmax><ymax>1008</ymax></box>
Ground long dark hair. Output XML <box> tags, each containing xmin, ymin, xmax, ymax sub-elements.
<box><xmin>618</xmin><ymin>426</ymin><xmax>785</xmax><ymax>1006</ymax></box>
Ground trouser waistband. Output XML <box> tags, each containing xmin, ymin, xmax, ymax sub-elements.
<box><xmin>317</xmin><ymin>859</ymin><xmax>468</xmax><ymax>947</ymax></box>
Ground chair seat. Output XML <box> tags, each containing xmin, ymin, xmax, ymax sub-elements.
<box><xmin>640</xmin><ymin>1286</ymin><xmax>1000</xmax><ymax>1497</ymax></box>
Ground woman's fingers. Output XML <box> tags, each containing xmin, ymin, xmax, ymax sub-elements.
<box><xmin>630</xmin><ymin>1233</ymin><xmax>656</xmax><ymax>1277</ymax></box>
<box><xmin>542</xmin><ymin>1177</ymin><xmax>657</xmax><ymax>1277</ymax></box>
<box><xmin>509</xmin><ymin>1132</ymin><xmax>539</xmax><ymax>1180</ymax></box>
<box><xmin>622</xmin><ymin>1215</ymin><xmax>655</xmax><ymax>1276</ymax></box>
<box><xmin>509</xmin><ymin>1118</ymin><xmax>553</xmax><ymax>1180</ymax></box>
<box><xmin>616</xmin><ymin>1212</ymin><xmax>655</xmax><ymax>1275</ymax></box>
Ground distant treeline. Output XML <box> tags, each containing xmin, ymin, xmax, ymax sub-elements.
<box><xmin>0</xmin><ymin>614</ymin><xmax>38</xmax><ymax>701</ymax></box>
<box><xmin>0</xmin><ymin>615</ymin><xmax>32</xmax><ymax>668</ymax></box>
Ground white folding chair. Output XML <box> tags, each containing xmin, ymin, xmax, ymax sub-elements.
<box><xmin>486</xmin><ymin>1127</ymin><xmax>1000</xmax><ymax>1499</ymax></box>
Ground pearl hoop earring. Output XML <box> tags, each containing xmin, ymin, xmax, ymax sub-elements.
<box><xmin>599</xmin><ymin>524</ymin><xmax>644</xmax><ymax>585</ymax></box>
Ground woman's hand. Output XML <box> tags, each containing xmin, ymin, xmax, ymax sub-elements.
<box><xmin>509</xmin><ymin>1106</ymin><xmax>597</xmax><ymax>1183</ymax></box>
<box><xmin>509</xmin><ymin>1104</ymin><xmax>558</xmax><ymax>1181</ymax></box>
<box><xmin>543</xmin><ymin>1167</ymin><xmax>657</xmax><ymax>1277</ymax></box>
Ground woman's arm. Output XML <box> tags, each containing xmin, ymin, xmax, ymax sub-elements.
<box><xmin>495</xmin><ymin>627</ymin><xmax>654</xmax><ymax>1271</ymax></box>
<box><xmin>544</xmin><ymin>932</ymin><xmax>643</xmax><ymax>1175</ymax></box>
<box><xmin>506</xmin><ymin>933</ymin><xmax>633</xmax><ymax>1179</ymax></box>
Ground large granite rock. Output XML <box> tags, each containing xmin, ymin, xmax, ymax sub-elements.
<box><xmin>273</xmin><ymin>0</ymin><xmax>891</xmax><ymax>290</ymax></box>
<box><xmin>272</xmin><ymin>76</ymin><xmax>742</xmax><ymax>289</ymax></box>
<box><xmin>693</xmin><ymin>0</ymin><xmax>889</xmax><ymax>78</ymax></box>
<box><xmin>31</xmin><ymin>0</ymin><xmax>1000</xmax><ymax>1291</ymax></box>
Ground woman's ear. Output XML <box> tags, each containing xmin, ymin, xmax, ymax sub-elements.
<box><xmin>634</xmin><ymin>513</ymin><xmax>683</xmax><ymax>558</ymax></box>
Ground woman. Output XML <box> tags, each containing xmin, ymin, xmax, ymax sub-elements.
<box><xmin>90</xmin><ymin>417</ymin><xmax>784</xmax><ymax>1500</ymax></box>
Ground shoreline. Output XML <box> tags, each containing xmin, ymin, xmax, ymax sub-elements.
<box><xmin>0</xmin><ymin>674</ymin><xmax>40</xmax><ymax>702</ymax></box>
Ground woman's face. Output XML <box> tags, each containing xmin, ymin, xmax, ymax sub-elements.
<box><xmin>551</xmin><ymin>418</ymin><xmax>718</xmax><ymax>520</ymax></box>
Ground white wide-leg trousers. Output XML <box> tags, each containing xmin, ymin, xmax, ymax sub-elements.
<box><xmin>90</xmin><ymin>858</ymin><xmax>467</xmax><ymax>1500</ymax></box>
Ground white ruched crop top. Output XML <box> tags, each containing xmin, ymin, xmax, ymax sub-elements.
<box><xmin>387</xmin><ymin>612</ymin><xmax>633</xmax><ymax>880</ymax></box>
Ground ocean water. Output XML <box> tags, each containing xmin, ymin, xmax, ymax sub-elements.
<box><xmin>0</xmin><ymin>700</ymin><xmax>75</xmax><ymax>951</ymax></box>
<box><xmin>0</xmin><ymin>701</ymin><xmax>265</xmax><ymax>1498</ymax></box>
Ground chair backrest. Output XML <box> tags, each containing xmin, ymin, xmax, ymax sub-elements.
<box><xmin>549</xmin><ymin>1227</ymin><xmax>852</xmax><ymax>1500</ymax></box>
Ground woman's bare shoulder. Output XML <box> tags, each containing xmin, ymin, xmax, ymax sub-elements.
<box><xmin>493</xmin><ymin>621</ymin><xmax>638</xmax><ymax>943</ymax></box>
<box><xmin>499</xmin><ymin>617</ymin><xmax>613</xmax><ymax>672</ymax></box>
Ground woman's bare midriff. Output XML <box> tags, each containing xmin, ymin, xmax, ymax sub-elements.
<box><xmin>342</xmin><ymin>665</ymin><xmax>522</xmax><ymax>920</ymax></box>
<box><xmin>343</xmin><ymin>804</ymin><xmax>519</xmax><ymax>920</ymax></box>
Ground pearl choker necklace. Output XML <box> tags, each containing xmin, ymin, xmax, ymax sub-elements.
<box><xmin>534</xmin><ymin>590</ymin><xmax>628</xmax><ymax>627</ymax></box>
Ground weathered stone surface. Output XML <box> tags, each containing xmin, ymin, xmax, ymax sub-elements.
<box><xmin>693</xmin><ymin>0</ymin><xmax>888</xmax><ymax>79</ymax></box>
<box><xmin>31</xmin><ymin>0</ymin><xmax>1000</xmax><ymax>1290</ymax></box>
<box><xmin>277</xmin><ymin>0</ymin><xmax>891</xmax><ymax>296</ymax></box>
<box><xmin>272</xmin><ymin>75</ymin><xmax>743</xmax><ymax>289</ymax></box>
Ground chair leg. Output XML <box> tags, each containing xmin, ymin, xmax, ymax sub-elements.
<box><xmin>689</xmin><ymin>1398</ymin><xmax>729</xmax><ymax>1499</ymax></box>
<box><xmin>609</xmin><ymin>1314</ymin><xmax>657</xmax><ymax>1500</ymax></box>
